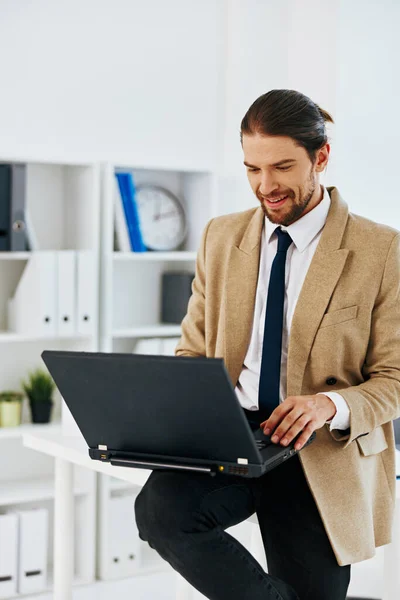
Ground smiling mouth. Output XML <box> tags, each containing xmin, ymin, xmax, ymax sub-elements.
<box><xmin>263</xmin><ymin>195</ymin><xmax>289</xmax><ymax>208</ymax></box>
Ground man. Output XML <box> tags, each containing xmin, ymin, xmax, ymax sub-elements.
<box><xmin>135</xmin><ymin>89</ymin><xmax>400</xmax><ymax>600</ymax></box>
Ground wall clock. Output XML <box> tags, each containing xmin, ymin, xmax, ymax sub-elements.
<box><xmin>135</xmin><ymin>185</ymin><xmax>187</xmax><ymax>251</ymax></box>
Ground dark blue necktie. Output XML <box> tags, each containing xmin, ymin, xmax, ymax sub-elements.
<box><xmin>258</xmin><ymin>227</ymin><xmax>293</xmax><ymax>421</ymax></box>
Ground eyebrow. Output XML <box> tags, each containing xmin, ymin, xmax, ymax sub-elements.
<box><xmin>243</xmin><ymin>159</ymin><xmax>297</xmax><ymax>168</ymax></box>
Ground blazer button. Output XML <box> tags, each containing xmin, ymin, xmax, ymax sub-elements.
<box><xmin>326</xmin><ymin>377</ymin><xmax>337</xmax><ymax>385</ymax></box>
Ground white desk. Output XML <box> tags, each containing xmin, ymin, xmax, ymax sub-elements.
<box><xmin>23</xmin><ymin>432</ymin><xmax>400</xmax><ymax>600</ymax></box>
<box><xmin>23</xmin><ymin>431</ymin><xmax>152</xmax><ymax>600</ymax></box>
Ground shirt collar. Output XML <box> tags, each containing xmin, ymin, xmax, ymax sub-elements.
<box><xmin>264</xmin><ymin>185</ymin><xmax>331</xmax><ymax>253</ymax></box>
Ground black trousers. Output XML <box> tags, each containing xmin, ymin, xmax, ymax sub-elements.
<box><xmin>134</xmin><ymin>414</ymin><xmax>351</xmax><ymax>599</ymax></box>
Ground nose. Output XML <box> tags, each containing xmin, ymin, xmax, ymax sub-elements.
<box><xmin>258</xmin><ymin>172</ymin><xmax>279</xmax><ymax>197</ymax></box>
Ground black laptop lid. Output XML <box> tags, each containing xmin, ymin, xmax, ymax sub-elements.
<box><xmin>41</xmin><ymin>350</ymin><xmax>262</xmax><ymax>464</ymax></box>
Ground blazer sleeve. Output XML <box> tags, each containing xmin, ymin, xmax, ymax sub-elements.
<box><xmin>331</xmin><ymin>232</ymin><xmax>400</xmax><ymax>447</ymax></box>
<box><xmin>175</xmin><ymin>218</ymin><xmax>213</xmax><ymax>358</ymax></box>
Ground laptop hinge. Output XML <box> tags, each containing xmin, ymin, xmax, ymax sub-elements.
<box><xmin>98</xmin><ymin>444</ymin><xmax>108</xmax><ymax>450</ymax></box>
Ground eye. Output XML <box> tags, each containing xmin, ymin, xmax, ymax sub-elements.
<box><xmin>276</xmin><ymin>166</ymin><xmax>291</xmax><ymax>171</ymax></box>
<box><xmin>247</xmin><ymin>167</ymin><xmax>259</xmax><ymax>172</ymax></box>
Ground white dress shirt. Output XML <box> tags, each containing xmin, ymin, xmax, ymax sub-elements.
<box><xmin>234</xmin><ymin>185</ymin><xmax>351</xmax><ymax>431</ymax></box>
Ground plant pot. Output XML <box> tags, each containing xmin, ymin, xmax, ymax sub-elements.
<box><xmin>29</xmin><ymin>399</ymin><xmax>53</xmax><ymax>424</ymax></box>
<box><xmin>0</xmin><ymin>400</ymin><xmax>22</xmax><ymax>428</ymax></box>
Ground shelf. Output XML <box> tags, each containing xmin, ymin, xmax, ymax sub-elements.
<box><xmin>0</xmin><ymin>155</ymin><xmax>95</xmax><ymax>168</ymax></box>
<box><xmin>43</xmin><ymin>572</ymin><xmax>94</xmax><ymax>593</ymax></box>
<box><xmin>0</xmin><ymin>421</ymin><xmax>62</xmax><ymax>440</ymax></box>
<box><xmin>0</xmin><ymin>475</ymin><xmax>89</xmax><ymax>506</ymax></box>
<box><xmin>0</xmin><ymin>252</ymin><xmax>91</xmax><ymax>261</ymax></box>
<box><xmin>113</xmin><ymin>161</ymin><xmax>212</xmax><ymax>174</ymax></box>
<box><xmin>0</xmin><ymin>573</ymin><xmax>95</xmax><ymax>599</ymax></box>
<box><xmin>112</xmin><ymin>325</ymin><xmax>182</xmax><ymax>338</ymax></box>
<box><xmin>0</xmin><ymin>332</ymin><xmax>92</xmax><ymax>342</ymax></box>
<box><xmin>112</xmin><ymin>251</ymin><xmax>197</xmax><ymax>262</ymax></box>
<box><xmin>0</xmin><ymin>252</ymin><xmax>31</xmax><ymax>260</ymax></box>
<box><xmin>109</xmin><ymin>477</ymin><xmax>142</xmax><ymax>493</ymax></box>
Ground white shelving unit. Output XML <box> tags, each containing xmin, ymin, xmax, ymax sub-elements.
<box><xmin>99</xmin><ymin>162</ymin><xmax>218</xmax><ymax>355</ymax></box>
<box><xmin>113</xmin><ymin>251</ymin><xmax>197</xmax><ymax>262</ymax></box>
<box><xmin>96</xmin><ymin>161</ymin><xmax>219</xmax><ymax>581</ymax></box>
<box><xmin>0</xmin><ymin>157</ymin><xmax>222</xmax><ymax>594</ymax></box>
<box><xmin>0</xmin><ymin>158</ymin><xmax>100</xmax><ymax>596</ymax></box>
<box><xmin>112</xmin><ymin>325</ymin><xmax>183</xmax><ymax>339</ymax></box>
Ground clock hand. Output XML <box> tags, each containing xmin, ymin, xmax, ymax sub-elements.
<box><xmin>154</xmin><ymin>194</ymin><xmax>162</xmax><ymax>221</ymax></box>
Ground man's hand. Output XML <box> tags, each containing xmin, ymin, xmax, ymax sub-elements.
<box><xmin>260</xmin><ymin>394</ymin><xmax>337</xmax><ymax>450</ymax></box>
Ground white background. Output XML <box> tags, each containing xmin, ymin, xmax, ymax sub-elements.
<box><xmin>0</xmin><ymin>0</ymin><xmax>399</xmax><ymax>226</ymax></box>
<box><xmin>0</xmin><ymin>1</ymin><xmax>398</xmax><ymax>598</ymax></box>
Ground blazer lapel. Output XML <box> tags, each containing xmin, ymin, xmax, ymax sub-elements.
<box><xmin>224</xmin><ymin>187</ymin><xmax>351</xmax><ymax>396</ymax></box>
<box><xmin>287</xmin><ymin>187</ymin><xmax>350</xmax><ymax>396</ymax></box>
<box><xmin>224</xmin><ymin>208</ymin><xmax>264</xmax><ymax>386</ymax></box>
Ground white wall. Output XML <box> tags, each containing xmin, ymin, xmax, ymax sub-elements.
<box><xmin>1</xmin><ymin>0</ymin><xmax>398</xmax><ymax>227</ymax></box>
<box><xmin>217</xmin><ymin>0</ymin><xmax>400</xmax><ymax>230</ymax></box>
<box><xmin>216</xmin><ymin>0</ymin><xmax>339</xmax><ymax>216</ymax></box>
<box><xmin>334</xmin><ymin>0</ymin><xmax>400</xmax><ymax>228</ymax></box>
<box><xmin>0</xmin><ymin>0</ymin><xmax>219</xmax><ymax>171</ymax></box>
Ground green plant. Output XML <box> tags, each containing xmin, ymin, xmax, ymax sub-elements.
<box><xmin>0</xmin><ymin>391</ymin><xmax>23</xmax><ymax>402</ymax></box>
<box><xmin>21</xmin><ymin>369</ymin><xmax>55</xmax><ymax>403</ymax></box>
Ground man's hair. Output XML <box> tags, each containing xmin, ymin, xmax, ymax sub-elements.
<box><xmin>240</xmin><ymin>89</ymin><xmax>334</xmax><ymax>165</ymax></box>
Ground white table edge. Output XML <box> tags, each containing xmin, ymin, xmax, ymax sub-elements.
<box><xmin>23</xmin><ymin>431</ymin><xmax>152</xmax><ymax>486</ymax></box>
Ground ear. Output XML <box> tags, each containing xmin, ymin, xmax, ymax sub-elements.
<box><xmin>315</xmin><ymin>143</ymin><xmax>330</xmax><ymax>172</ymax></box>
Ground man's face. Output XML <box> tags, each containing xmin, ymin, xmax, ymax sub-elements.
<box><xmin>242</xmin><ymin>133</ymin><xmax>329</xmax><ymax>227</ymax></box>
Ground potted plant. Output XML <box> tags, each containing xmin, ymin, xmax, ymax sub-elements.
<box><xmin>21</xmin><ymin>368</ymin><xmax>55</xmax><ymax>424</ymax></box>
<box><xmin>0</xmin><ymin>391</ymin><xmax>24</xmax><ymax>428</ymax></box>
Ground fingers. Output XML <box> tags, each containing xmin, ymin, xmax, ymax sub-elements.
<box><xmin>261</xmin><ymin>398</ymin><xmax>295</xmax><ymax>435</ymax></box>
<box><xmin>290</xmin><ymin>423</ymin><xmax>315</xmax><ymax>450</ymax></box>
<box><xmin>268</xmin><ymin>414</ymin><xmax>313</xmax><ymax>449</ymax></box>
<box><xmin>262</xmin><ymin>404</ymin><xmax>302</xmax><ymax>438</ymax></box>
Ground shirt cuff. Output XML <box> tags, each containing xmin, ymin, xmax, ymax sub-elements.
<box><xmin>318</xmin><ymin>392</ymin><xmax>351</xmax><ymax>431</ymax></box>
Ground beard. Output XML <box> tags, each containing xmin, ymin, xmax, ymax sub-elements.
<box><xmin>258</xmin><ymin>168</ymin><xmax>317</xmax><ymax>227</ymax></box>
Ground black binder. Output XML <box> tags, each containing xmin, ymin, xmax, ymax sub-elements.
<box><xmin>0</xmin><ymin>164</ymin><xmax>12</xmax><ymax>251</ymax></box>
<box><xmin>0</xmin><ymin>163</ymin><xmax>27</xmax><ymax>251</ymax></box>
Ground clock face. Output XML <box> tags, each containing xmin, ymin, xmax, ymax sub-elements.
<box><xmin>136</xmin><ymin>186</ymin><xmax>187</xmax><ymax>251</ymax></box>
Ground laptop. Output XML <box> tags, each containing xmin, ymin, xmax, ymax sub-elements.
<box><xmin>41</xmin><ymin>350</ymin><xmax>316</xmax><ymax>479</ymax></box>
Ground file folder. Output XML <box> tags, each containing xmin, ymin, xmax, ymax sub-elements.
<box><xmin>108</xmin><ymin>494</ymin><xmax>141</xmax><ymax>579</ymax></box>
<box><xmin>17</xmin><ymin>508</ymin><xmax>48</xmax><ymax>594</ymax></box>
<box><xmin>0</xmin><ymin>163</ymin><xmax>27</xmax><ymax>252</ymax></box>
<box><xmin>76</xmin><ymin>250</ymin><xmax>95</xmax><ymax>335</ymax></box>
<box><xmin>115</xmin><ymin>173</ymin><xmax>146</xmax><ymax>252</ymax></box>
<box><xmin>114</xmin><ymin>177</ymin><xmax>131</xmax><ymax>252</ymax></box>
<box><xmin>0</xmin><ymin>165</ymin><xmax>12</xmax><ymax>252</ymax></box>
<box><xmin>10</xmin><ymin>163</ymin><xmax>27</xmax><ymax>252</ymax></box>
<box><xmin>0</xmin><ymin>513</ymin><xmax>18</xmax><ymax>599</ymax></box>
<box><xmin>57</xmin><ymin>251</ymin><xmax>76</xmax><ymax>336</ymax></box>
<box><xmin>24</xmin><ymin>206</ymin><xmax>39</xmax><ymax>251</ymax></box>
<box><xmin>8</xmin><ymin>251</ymin><xmax>57</xmax><ymax>336</ymax></box>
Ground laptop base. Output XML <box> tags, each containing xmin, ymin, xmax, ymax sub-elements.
<box><xmin>88</xmin><ymin>444</ymin><xmax>300</xmax><ymax>478</ymax></box>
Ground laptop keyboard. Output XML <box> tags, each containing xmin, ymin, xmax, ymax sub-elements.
<box><xmin>255</xmin><ymin>439</ymin><xmax>272</xmax><ymax>449</ymax></box>
<box><xmin>252</xmin><ymin>428</ymin><xmax>274</xmax><ymax>449</ymax></box>
<box><xmin>253</xmin><ymin>431</ymin><xmax>273</xmax><ymax>449</ymax></box>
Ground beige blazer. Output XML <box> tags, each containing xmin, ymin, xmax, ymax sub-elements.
<box><xmin>176</xmin><ymin>186</ymin><xmax>400</xmax><ymax>566</ymax></box>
